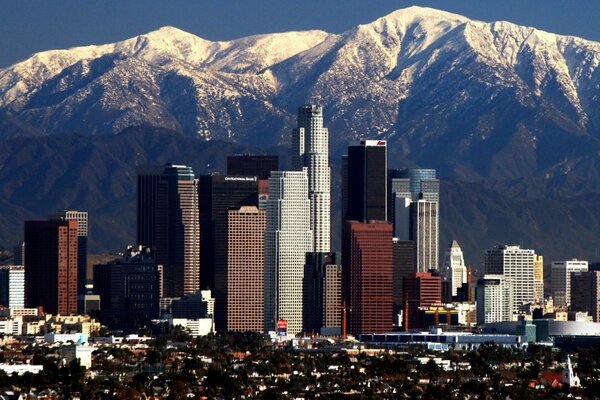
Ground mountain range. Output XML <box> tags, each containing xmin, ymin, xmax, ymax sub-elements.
<box><xmin>2</xmin><ymin>6</ymin><xmax>600</xmax><ymax>265</ymax></box>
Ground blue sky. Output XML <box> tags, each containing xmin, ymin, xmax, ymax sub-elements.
<box><xmin>1</xmin><ymin>0</ymin><xmax>599</xmax><ymax>67</ymax></box>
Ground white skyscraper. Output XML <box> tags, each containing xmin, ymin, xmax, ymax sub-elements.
<box><xmin>485</xmin><ymin>245</ymin><xmax>536</xmax><ymax>319</ymax></box>
<box><xmin>551</xmin><ymin>259</ymin><xmax>588</xmax><ymax>309</ymax></box>
<box><xmin>412</xmin><ymin>200</ymin><xmax>439</xmax><ymax>272</ymax></box>
<box><xmin>0</xmin><ymin>265</ymin><xmax>25</xmax><ymax>308</ymax></box>
<box><xmin>442</xmin><ymin>240</ymin><xmax>467</xmax><ymax>297</ymax></box>
<box><xmin>292</xmin><ymin>105</ymin><xmax>330</xmax><ymax>253</ymax></box>
<box><xmin>264</xmin><ymin>171</ymin><xmax>313</xmax><ymax>335</ymax></box>
<box><xmin>476</xmin><ymin>274</ymin><xmax>513</xmax><ymax>324</ymax></box>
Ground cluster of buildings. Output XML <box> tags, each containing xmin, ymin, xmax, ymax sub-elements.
<box><xmin>2</xmin><ymin>104</ymin><xmax>600</xmax><ymax>347</ymax></box>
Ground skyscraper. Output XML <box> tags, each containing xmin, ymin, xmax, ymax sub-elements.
<box><xmin>392</xmin><ymin>238</ymin><xmax>415</xmax><ymax>324</ymax></box>
<box><xmin>442</xmin><ymin>240</ymin><xmax>467</xmax><ymax>297</ymax></box>
<box><xmin>155</xmin><ymin>164</ymin><xmax>200</xmax><ymax>298</ymax></box>
<box><xmin>303</xmin><ymin>252</ymin><xmax>342</xmax><ymax>335</ymax></box>
<box><xmin>343</xmin><ymin>220</ymin><xmax>393</xmax><ymax>334</ymax></box>
<box><xmin>198</xmin><ymin>174</ymin><xmax>258</xmax><ymax>298</ymax></box>
<box><xmin>48</xmin><ymin>210</ymin><xmax>88</xmax><ymax>305</ymax></box>
<box><xmin>24</xmin><ymin>220</ymin><xmax>78</xmax><ymax>314</ymax></box>
<box><xmin>534</xmin><ymin>255</ymin><xmax>544</xmax><ymax>303</ymax></box>
<box><xmin>225</xmin><ymin>206</ymin><xmax>266</xmax><ymax>332</ymax></box>
<box><xmin>0</xmin><ymin>265</ymin><xmax>25</xmax><ymax>308</ymax></box>
<box><xmin>264</xmin><ymin>171</ymin><xmax>312</xmax><ymax>335</ymax></box>
<box><xmin>485</xmin><ymin>245</ymin><xmax>536</xmax><ymax>318</ymax></box>
<box><xmin>292</xmin><ymin>105</ymin><xmax>330</xmax><ymax>253</ymax></box>
<box><xmin>137</xmin><ymin>165</ymin><xmax>164</xmax><ymax>249</ymax></box>
<box><xmin>476</xmin><ymin>275</ymin><xmax>513</xmax><ymax>324</ymax></box>
<box><xmin>551</xmin><ymin>259</ymin><xmax>588</xmax><ymax>308</ymax></box>
<box><xmin>389</xmin><ymin>169</ymin><xmax>440</xmax><ymax>272</ymax></box>
<box><xmin>344</xmin><ymin>140</ymin><xmax>387</xmax><ymax>222</ymax></box>
<box><xmin>571</xmin><ymin>271</ymin><xmax>600</xmax><ymax>322</ymax></box>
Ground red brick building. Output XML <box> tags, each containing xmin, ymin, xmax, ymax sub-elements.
<box><xmin>24</xmin><ymin>220</ymin><xmax>78</xmax><ymax>315</ymax></box>
<box><xmin>343</xmin><ymin>220</ymin><xmax>393</xmax><ymax>334</ymax></box>
<box><xmin>403</xmin><ymin>272</ymin><xmax>442</xmax><ymax>330</ymax></box>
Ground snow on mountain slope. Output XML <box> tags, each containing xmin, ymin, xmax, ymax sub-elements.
<box><xmin>2</xmin><ymin>6</ymin><xmax>600</xmax><ymax>183</ymax></box>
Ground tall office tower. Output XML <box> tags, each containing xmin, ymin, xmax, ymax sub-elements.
<box><xmin>551</xmin><ymin>259</ymin><xmax>588</xmax><ymax>308</ymax></box>
<box><xmin>343</xmin><ymin>221</ymin><xmax>393</xmax><ymax>334</ymax></box>
<box><xmin>389</xmin><ymin>169</ymin><xmax>440</xmax><ymax>271</ymax></box>
<box><xmin>224</xmin><ymin>206</ymin><xmax>266</xmax><ymax>332</ymax></box>
<box><xmin>292</xmin><ymin>105</ymin><xmax>331</xmax><ymax>253</ymax></box>
<box><xmin>534</xmin><ymin>255</ymin><xmax>544</xmax><ymax>303</ymax></box>
<box><xmin>155</xmin><ymin>164</ymin><xmax>200</xmax><ymax>298</ymax></box>
<box><xmin>93</xmin><ymin>246</ymin><xmax>162</xmax><ymax>329</ymax></box>
<box><xmin>13</xmin><ymin>242</ymin><xmax>24</xmax><ymax>266</ymax></box>
<box><xmin>227</xmin><ymin>155</ymin><xmax>279</xmax><ymax>210</ymax></box>
<box><xmin>137</xmin><ymin>165</ymin><xmax>165</xmax><ymax>248</ymax></box>
<box><xmin>303</xmin><ymin>252</ymin><xmax>342</xmax><ymax>335</ymax></box>
<box><xmin>476</xmin><ymin>275</ymin><xmax>513</xmax><ymax>324</ymax></box>
<box><xmin>442</xmin><ymin>240</ymin><xmax>467</xmax><ymax>297</ymax></box>
<box><xmin>411</xmin><ymin>200</ymin><xmax>439</xmax><ymax>272</ymax></box>
<box><xmin>344</xmin><ymin>140</ymin><xmax>387</xmax><ymax>222</ymax></box>
<box><xmin>0</xmin><ymin>266</ymin><xmax>25</xmax><ymax>308</ymax></box>
<box><xmin>48</xmin><ymin>211</ymin><xmax>88</xmax><ymax>304</ymax></box>
<box><xmin>485</xmin><ymin>245</ymin><xmax>536</xmax><ymax>318</ymax></box>
<box><xmin>571</xmin><ymin>271</ymin><xmax>600</xmax><ymax>322</ymax></box>
<box><xmin>392</xmin><ymin>239</ymin><xmax>415</xmax><ymax>323</ymax></box>
<box><xmin>264</xmin><ymin>171</ymin><xmax>313</xmax><ymax>335</ymax></box>
<box><xmin>198</xmin><ymin>174</ymin><xmax>258</xmax><ymax>295</ymax></box>
<box><xmin>24</xmin><ymin>220</ymin><xmax>78</xmax><ymax>314</ymax></box>
<box><xmin>403</xmin><ymin>272</ymin><xmax>442</xmax><ymax>330</ymax></box>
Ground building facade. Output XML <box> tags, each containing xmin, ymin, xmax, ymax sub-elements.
<box><xmin>198</xmin><ymin>174</ymin><xmax>259</xmax><ymax>292</ymax></box>
<box><xmin>343</xmin><ymin>140</ymin><xmax>387</xmax><ymax>222</ymax></box>
<box><xmin>343</xmin><ymin>220</ymin><xmax>393</xmax><ymax>334</ymax></box>
<box><xmin>24</xmin><ymin>220</ymin><xmax>78</xmax><ymax>315</ymax></box>
<box><xmin>264</xmin><ymin>171</ymin><xmax>313</xmax><ymax>335</ymax></box>
<box><xmin>403</xmin><ymin>272</ymin><xmax>442</xmax><ymax>330</ymax></box>
<box><xmin>442</xmin><ymin>240</ymin><xmax>467</xmax><ymax>297</ymax></box>
<box><xmin>48</xmin><ymin>211</ymin><xmax>88</xmax><ymax>304</ymax></box>
<box><xmin>156</xmin><ymin>165</ymin><xmax>200</xmax><ymax>298</ymax></box>
<box><xmin>389</xmin><ymin>169</ymin><xmax>440</xmax><ymax>272</ymax></box>
<box><xmin>303</xmin><ymin>252</ymin><xmax>342</xmax><ymax>335</ymax></box>
<box><xmin>571</xmin><ymin>271</ymin><xmax>600</xmax><ymax>322</ymax></box>
<box><xmin>93</xmin><ymin>246</ymin><xmax>162</xmax><ymax>329</ymax></box>
<box><xmin>476</xmin><ymin>275</ymin><xmax>513</xmax><ymax>324</ymax></box>
<box><xmin>137</xmin><ymin>164</ymin><xmax>200</xmax><ymax>298</ymax></box>
<box><xmin>225</xmin><ymin>206</ymin><xmax>266</xmax><ymax>332</ymax></box>
<box><xmin>0</xmin><ymin>265</ymin><xmax>25</xmax><ymax>308</ymax></box>
<box><xmin>551</xmin><ymin>259</ymin><xmax>588</xmax><ymax>309</ymax></box>
<box><xmin>292</xmin><ymin>105</ymin><xmax>331</xmax><ymax>253</ymax></box>
<box><xmin>534</xmin><ymin>255</ymin><xmax>544</xmax><ymax>303</ymax></box>
<box><xmin>485</xmin><ymin>245</ymin><xmax>536</xmax><ymax>318</ymax></box>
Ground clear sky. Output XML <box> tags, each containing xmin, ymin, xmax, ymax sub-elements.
<box><xmin>1</xmin><ymin>0</ymin><xmax>599</xmax><ymax>67</ymax></box>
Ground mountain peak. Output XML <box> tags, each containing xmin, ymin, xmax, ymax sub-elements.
<box><xmin>373</xmin><ymin>6</ymin><xmax>469</xmax><ymax>27</ymax></box>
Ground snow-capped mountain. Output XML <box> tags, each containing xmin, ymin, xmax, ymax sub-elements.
<box><xmin>3</xmin><ymin>6</ymin><xmax>600</xmax><ymax>184</ymax></box>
